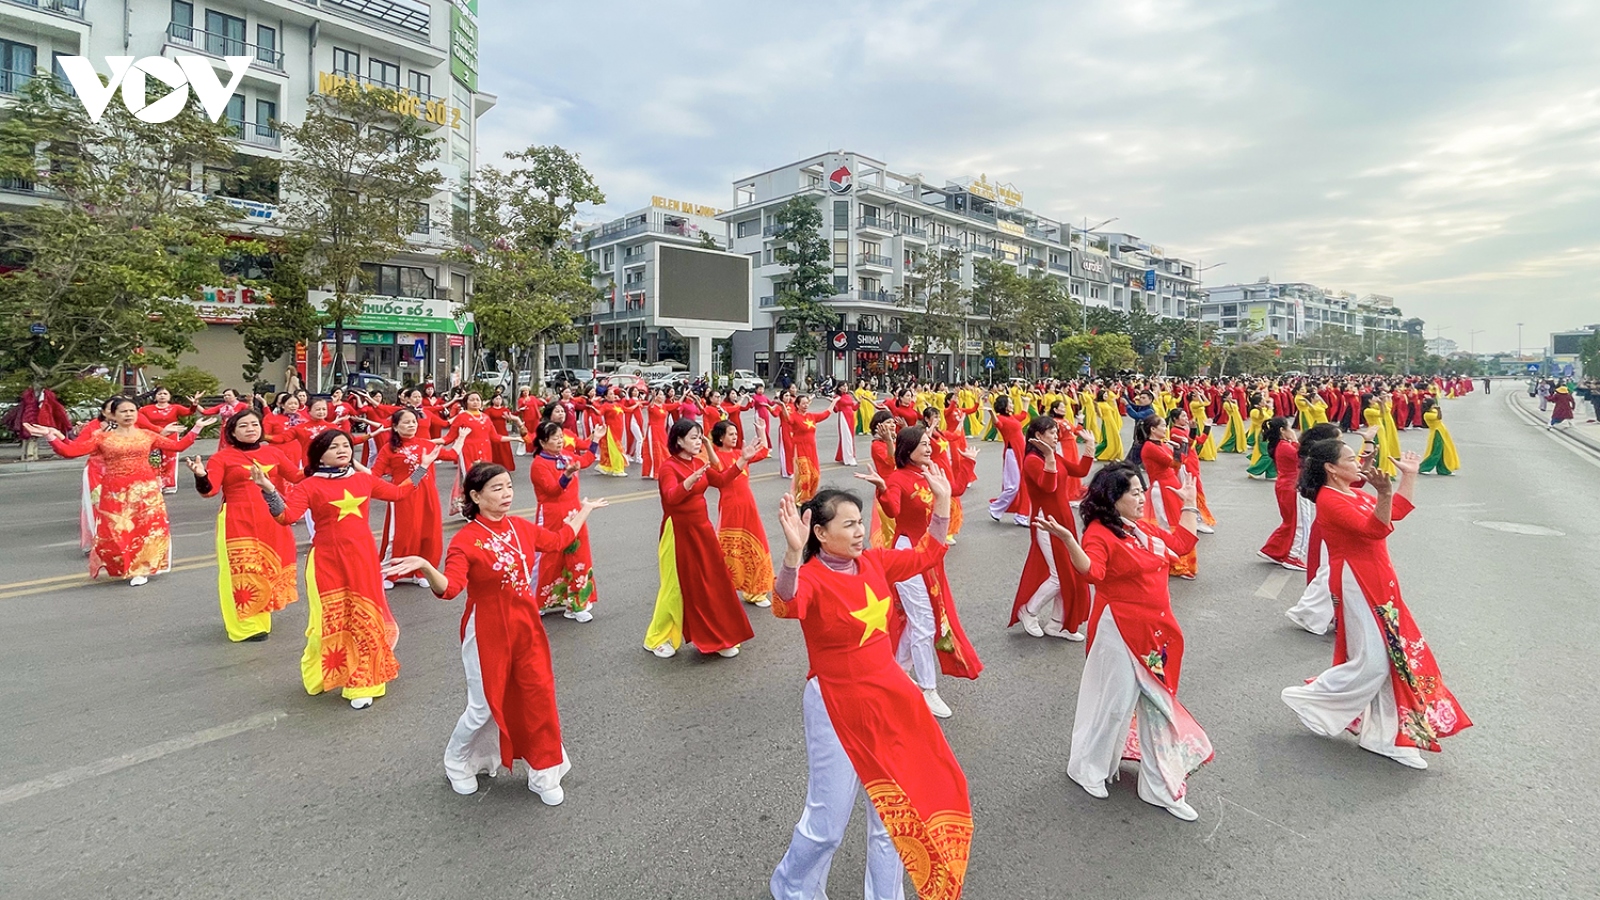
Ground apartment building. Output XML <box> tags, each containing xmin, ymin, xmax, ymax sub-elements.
<box><xmin>0</xmin><ymin>0</ymin><xmax>495</xmax><ymax>391</ymax></box>
<box><xmin>551</xmin><ymin>195</ymin><xmax>730</xmax><ymax>370</ymax></box>
<box><xmin>718</xmin><ymin>150</ymin><xmax>1199</xmax><ymax>384</ymax></box>
<box><xmin>1199</xmin><ymin>279</ymin><xmax>1415</xmax><ymax>372</ymax></box>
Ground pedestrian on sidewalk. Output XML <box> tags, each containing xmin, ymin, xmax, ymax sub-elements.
<box><xmin>1547</xmin><ymin>385</ymin><xmax>1575</xmax><ymax>429</ymax></box>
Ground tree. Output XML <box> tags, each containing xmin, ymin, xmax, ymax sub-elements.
<box><xmin>697</xmin><ymin>231</ymin><xmax>720</xmax><ymax>250</ymax></box>
<box><xmin>0</xmin><ymin>75</ymin><xmax>253</xmax><ymax>394</ymax></box>
<box><xmin>1579</xmin><ymin>332</ymin><xmax>1600</xmax><ymax>380</ymax></box>
<box><xmin>899</xmin><ymin>248</ymin><xmax>967</xmax><ymax>378</ymax></box>
<box><xmin>452</xmin><ymin>146</ymin><xmax>604</xmax><ymax>393</ymax></box>
<box><xmin>1052</xmin><ymin>333</ymin><xmax>1137</xmax><ymax>377</ymax></box>
<box><xmin>770</xmin><ymin>196</ymin><xmax>837</xmax><ymax>386</ymax></box>
<box><xmin>972</xmin><ymin>258</ymin><xmax>1025</xmax><ymax>373</ymax></box>
<box><xmin>234</xmin><ymin>235</ymin><xmax>322</xmax><ymax>386</ymax></box>
<box><xmin>276</xmin><ymin>81</ymin><xmax>442</xmax><ymax>386</ymax></box>
<box><xmin>1016</xmin><ymin>268</ymin><xmax>1069</xmax><ymax>379</ymax></box>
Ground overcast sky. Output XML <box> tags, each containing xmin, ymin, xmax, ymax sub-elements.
<box><xmin>476</xmin><ymin>0</ymin><xmax>1600</xmax><ymax>355</ymax></box>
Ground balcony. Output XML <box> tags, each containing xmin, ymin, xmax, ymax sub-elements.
<box><xmin>936</xmin><ymin>235</ymin><xmax>962</xmax><ymax>249</ymax></box>
<box><xmin>857</xmin><ymin>252</ymin><xmax>892</xmax><ymax>269</ymax></box>
<box><xmin>167</xmin><ymin>22</ymin><xmax>286</xmax><ymax>72</ymax></box>
<box><xmin>759</xmin><ymin>295</ymin><xmax>777</xmax><ymax>308</ymax></box>
<box><xmin>896</xmin><ymin>222</ymin><xmax>927</xmax><ymax>240</ymax></box>
<box><xmin>858</xmin><ymin>214</ymin><xmax>893</xmax><ymax>233</ymax></box>
<box><xmin>0</xmin><ymin>68</ymin><xmax>33</xmax><ymax>97</ymax></box>
<box><xmin>1048</xmin><ymin>261</ymin><xmax>1071</xmax><ymax>272</ymax></box>
<box><xmin>763</xmin><ymin>223</ymin><xmax>781</xmax><ymax>237</ymax></box>
<box><xmin>232</xmin><ymin>120</ymin><xmax>281</xmax><ymax>150</ymax></box>
<box><xmin>1022</xmin><ymin>257</ymin><xmax>1045</xmax><ymax>268</ymax></box>
<box><xmin>3</xmin><ymin>0</ymin><xmax>84</xmax><ymax>18</ymax></box>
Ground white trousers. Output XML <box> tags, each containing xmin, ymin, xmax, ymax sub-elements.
<box><xmin>628</xmin><ymin>417</ymin><xmax>645</xmax><ymax>462</ymax></box>
<box><xmin>1022</xmin><ymin>526</ymin><xmax>1066</xmax><ymax>631</ymax></box>
<box><xmin>771</xmin><ymin>678</ymin><xmax>905</xmax><ymax>900</ymax></box>
<box><xmin>988</xmin><ymin>448</ymin><xmax>1026</xmax><ymax>524</ymax></box>
<box><xmin>1290</xmin><ymin>495</ymin><xmax>1313</xmax><ymax>561</ymax></box>
<box><xmin>1284</xmin><ymin>536</ymin><xmax>1334</xmax><ymax>634</ymax></box>
<box><xmin>891</xmin><ymin>535</ymin><xmax>938</xmax><ymax>690</ymax></box>
<box><xmin>444</xmin><ymin>611</ymin><xmax>571</xmax><ymax>792</ymax></box>
<box><xmin>835</xmin><ymin>413</ymin><xmax>858</xmax><ymax>466</ymax></box>
<box><xmin>1280</xmin><ymin>570</ymin><xmax>1422</xmax><ymax>765</ymax></box>
<box><xmin>1066</xmin><ymin>607</ymin><xmax>1185</xmax><ymax>811</ymax></box>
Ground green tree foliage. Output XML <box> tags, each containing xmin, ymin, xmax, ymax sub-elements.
<box><xmin>1578</xmin><ymin>332</ymin><xmax>1600</xmax><ymax>379</ymax></box>
<box><xmin>899</xmin><ymin>248</ymin><xmax>967</xmax><ymax>363</ymax></box>
<box><xmin>235</xmin><ymin>235</ymin><xmax>322</xmax><ymax>386</ymax></box>
<box><xmin>452</xmin><ymin>145</ymin><xmax>604</xmax><ymax>392</ymax></box>
<box><xmin>1052</xmin><ymin>333</ymin><xmax>1137</xmax><ymax>376</ymax></box>
<box><xmin>276</xmin><ymin>81</ymin><xmax>442</xmax><ymax>383</ymax></box>
<box><xmin>771</xmin><ymin>196</ymin><xmax>838</xmax><ymax>384</ymax></box>
<box><xmin>0</xmin><ymin>76</ymin><xmax>252</xmax><ymax>394</ymax></box>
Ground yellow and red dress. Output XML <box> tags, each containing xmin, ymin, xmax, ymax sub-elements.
<box><xmin>772</xmin><ymin>542</ymin><xmax>973</xmax><ymax>900</ymax></box>
<box><xmin>786</xmin><ymin>406</ymin><xmax>834</xmax><ymax>503</ymax></box>
<box><xmin>643</xmin><ymin>454</ymin><xmax>755</xmax><ymax>654</ymax></box>
<box><xmin>712</xmin><ymin>445</ymin><xmax>774</xmax><ymax>604</ymax></box>
<box><xmin>50</xmin><ymin>426</ymin><xmax>194</xmax><ymax>579</ymax></box>
<box><xmin>274</xmin><ymin>471</ymin><xmax>415</xmax><ymax>700</ymax></box>
<box><xmin>197</xmin><ymin>443</ymin><xmax>302</xmax><ymax>641</ymax></box>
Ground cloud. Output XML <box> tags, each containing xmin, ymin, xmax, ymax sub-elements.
<box><xmin>477</xmin><ymin>0</ymin><xmax>1600</xmax><ymax>349</ymax></box>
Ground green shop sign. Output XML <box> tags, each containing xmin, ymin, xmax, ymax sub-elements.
<box><xmin>311</xmin><ymin>291</ymin><xmax>474</xmax><ymax>336</ymax></box>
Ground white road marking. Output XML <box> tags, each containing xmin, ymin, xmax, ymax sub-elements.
<box><xmin>1205</xmin><ymin>794</ymin><xmax>1310</xmax><ymax>841</ymax></box>
<box><xmin>0</xmin><ymin>710</ymin><xmax>287</xmax><ymax>807</ymax></box>
<box><xmin>1254</xmin><ymin>570</ymin><xmax>1291</xmax><ymax>600</ymax></box>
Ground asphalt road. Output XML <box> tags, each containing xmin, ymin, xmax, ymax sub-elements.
<box><xmin>1</xmin><ymin>389</ymin><xmax>1595</xmax><ymax>900</ymax></box>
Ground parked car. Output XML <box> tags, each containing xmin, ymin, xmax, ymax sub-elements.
<box><xmin>726</xmin><ymin>369</ymin><xmax>763</xmax><ymax>393</ymax></box>
<box><xmin>596</xmin><ymin>373</ymin><xmax>646</xmax><ymax>394</ymax></box>
<box><xmin>341</xmin><ymin>372</ymin><xmax>404</xmax><ymax>396</ymax></box>
<box><xmin>648</xmin><ymin>371</ymin><xmax>694</xmax><ymax>391</ymax></box>
<box><xmin>544</xmin><ymin>368</ymin><xmax>594</xmax><ymax>391</ymax></box>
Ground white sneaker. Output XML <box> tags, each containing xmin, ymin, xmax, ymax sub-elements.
<box><xmin>449</xmin><ymin>775</ymin><xmax>478</xmax><ymax>795</ymax></box>
<box><xmin>531</xmin><ymin>782</ymin><xmax>565</xmax><ymax>806</ymax></box>
<box><xmin>1014</xmin><ymin>516</ymin><xmax>1030</xmax><ymax>526</ymax></box>
<box><xmin>162</xmin><ymin>487</ymin><xmax>177</xmax><ymax>495</ymax></box>
<box><xmin>569</xmin><ymin>609</ymin><xmax>593</xmax><ymax>623</ymax></box>
<box><xmin>349</xmin><ymin>697</ymin><xmax>373</xmax><ymax>710</ymax></box>
<box><xmin>716</xmin><ymin>645</ymin><xmax>740</xmax><ymax>658</ymax></box>
<box><xmin>1044</xmin><ymin>624</ymin><xmax>1086</xmax><ymax>642</ymax></box>
<box><xmin>382</xmin><ymin>579</ymin><xmax>395</xmax><ymax>590</ymax></box>
<box><xmin>651</xmin><ymin>641</ymin><xmax>676</xmax><ymax>658</ymax></box>
<box><xmin>1164</xmin><ymin>799</ymin><xmax>1199</xmax><ymax>821</ymax></box>
<box><xmin>923</xmin><ymin>688</ymin><xmax>952</xmax><ymax>719</ymax></box>
<box><xmin>1074</xmin><ymin>777</ymin><xmax>1110</xmax><ymax>799</ymax></box>
<box><xmin>128</xmin><ymin>576</ymin><xmax>149</xmax><ymax>587</ymax></box>
<box><xmin>408</xmin><ymin>576</ymin><xmax>430</xmax><ymax>587</ymax></box>
<box><xmin>1196</xmin><ymin>523</ymin><xmax>1215</xmax><ymax>534</ymax></box>
<box><xmin>1018</xmin><ymin>610</ymin><xmax>1045</xmax><ymax>638</ymax></box>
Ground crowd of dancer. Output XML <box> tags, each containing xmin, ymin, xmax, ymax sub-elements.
<box><xmin>24</xmin><ymin>368</ymin><xmax>1479</xmax><ymax>899</ymax></box>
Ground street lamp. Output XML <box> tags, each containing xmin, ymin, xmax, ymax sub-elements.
<box><xmin>1468</xmin><ymin>329</ymin><xmax>1483</xmax><ymax>355</ymax></box>
<box><xmin>1517</xmin><ymin>322</ymin><xmax>1524</xmax><ymax>362</ymax></box>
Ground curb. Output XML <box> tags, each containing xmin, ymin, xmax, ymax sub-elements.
<box><xmin>1507</xmin><ymin>390</ymin><xmax>1600</xmax><ymax>457</ymax></box>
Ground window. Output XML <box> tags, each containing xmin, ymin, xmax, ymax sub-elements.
<box><xmin>832</xmin><ymin>239</ymin><xmax>848</xmax><ymax>266</ymax></box>
<box><xmin>1090</xmin><ymin>286</ymin><xmax>1101</xmax><ymax>300</ymax></box>
<box><xmin>254</xmin><ymin>99</ymin><xmax>277</xmax><ymax>137</ymax></box>
<box><xmin>205</xmin><ymin>10</ymin><xmax>246</xmax><ymax>57</ymax></box>
<box><xmin>223</xmin><ymin>94</ymin><xmax>245</xmax><ymax>132</ymax></box>
<box><xmin>0</xmin><ymin>40</ymin><xmax>36</xmax><ymax>95</ymax></box>
<box><xmin>361</xmin><ymin>263</ymin><xmax>436</xmax><ymax>298</ymax></box>
<box><xmin>833</xmin><ymin>201</ymin><xmax>849</xmax><ymax>229</ymax></box>
<box><xmin>858</xmin><ymin>315</ymin><xmax>881</xmax><ymax>332</ymax></box>
<box><xmin>859</xmin><ymin>240</ymin><xmax>881</xmax><ymax>256</ymax></box>
<box><xmin>333</xmin><ymin>48</ymin><xmax>359</xmax><ymax>77</ymax></box>
<box><xmin>256</xmin><ymin>25</ymin><xmax>277</xmax><ymax>65</ymax></box>
<box><xmin>410</xmin><ymin>202</ymin><xmax>430</xmax><ymax>234</ymax></box>
<box><xmin>602</xmin><ymin>249</ymin><xmax>614</xmax><ymax>267</ymax></box>
<box><xmin>369</xmin><ymin>58</ymin><xmax>400</xmax><ymax>89</ymax></box>
<box><xmin>736</xmin><ymin>219</ymin><xmax>757</xmax><ymax>239</ymax></box>
<box><xmin>408</xmin><ymin>70</ymin><xmax>431</xmax><ymax>98</ymax></box>
<box><xmin>171</xmin><ymin>1</ymin><xmax>194</xmax><ymax>32</ymax></box>
<box><xmin>833</xmin><ymin>275</ymin><xmax>848</xmax><ymax>293</ymax></box>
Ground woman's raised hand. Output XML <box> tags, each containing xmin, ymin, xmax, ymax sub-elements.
<box><xmin>184</xmin><ymin>455</ymin><xmax>206</xmax><ymax>475</ymax></box>
<box><xmin>777</xmin><ymin>492</ymin><xmax>811</xmax><ymax>554</ymax></box>
<box><xmin>923</xmin><ymin>463</ymin><xmax>952</xmax><ymax>499</ymax></box>
<box><xmin>852</xmin><ymin>469</ymin><xmax>887</xmax><ymax>492</ymax></box>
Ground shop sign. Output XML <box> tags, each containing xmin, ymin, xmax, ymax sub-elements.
<box><xmin>185</xmin><ymin>285</ymin><xmax>272</xmax><ymax>324</ymax></box>
<box><xmin>651</xmin><ymin>196</ymin><xmax>721</xmax><ymax>217</ymax></box>
<box><xmin>450</xmin><ymin>2</ymin><xmax>479</xmax><ymax>92</ymax></box>
<box><xmin>826</xmin><ymin>330</ymin><xmax>911</xmax><ymax>353</ymax></box>
<box><xmin>1078</xmin><ymin>255</ymin><xmax>1106</xmax><ymax>276</ymax></box>
<box><xmin>448</xmin><ymin>335</ymin><xmax>465</xmax><ymax>347</ymax></box>
<box><xmin>310</xmin><ymin>291</ymin><xmax>474</xmax><ymax>335</ymax></box>
<box><xmin>964</xmin><ymin>174</ymin><xmax>1023</xmax><ymax>208</ymax></box>
<box><xmin>316</xmin><ymin>72</ymin><xmax>462</xmax><ymax>130</ymax></box>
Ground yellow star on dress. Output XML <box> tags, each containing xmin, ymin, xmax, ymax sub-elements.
<box><xmin>329</xmin><ymin>489</ymin><xmax>367</xmax><ymax>521</ymax></box>
<box><xmin>851</xmin><ymin>584</ymin><xmax>891</xmax><ymax>646</ymax></box>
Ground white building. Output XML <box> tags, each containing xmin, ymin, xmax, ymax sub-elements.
<box><xmin>1199</xmin><ymin>279</ymin><xmax>1414</xmax><ymax>370</ymax></box>
<box><xmin>717</xmin><ymin>151</ymin><xmax>1199</xmax><ymax>384</ymax></box>
<box><xmin>554</xmin><ymin>195</ymin><xmax>730</xmax><ymax>371</ymax></box>
<box><xmin>0</xmin><ymin>0</ymin><xmax>495</xmax><ymax>392</ymax></box>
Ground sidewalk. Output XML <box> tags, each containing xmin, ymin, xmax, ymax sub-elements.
<box><xmin>1510</xmin><ymin>389</ymin><xmax>1600</xmax><ymax>455</ymax></box>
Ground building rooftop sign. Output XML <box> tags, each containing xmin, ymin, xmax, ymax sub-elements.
<box><xmin>651</xmin><ymin>196</ymin><xmax>722</xmax><ymax>218</ymax></box>
<box><xmin>962</xmin><ymin>174</ymin><xmax>1023</xmax><ymax>208</ymax></box>
<box><xmin>317</xmin><ymin>72</ymin><xmax>462</xmax><ymax>129</ymax></box>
